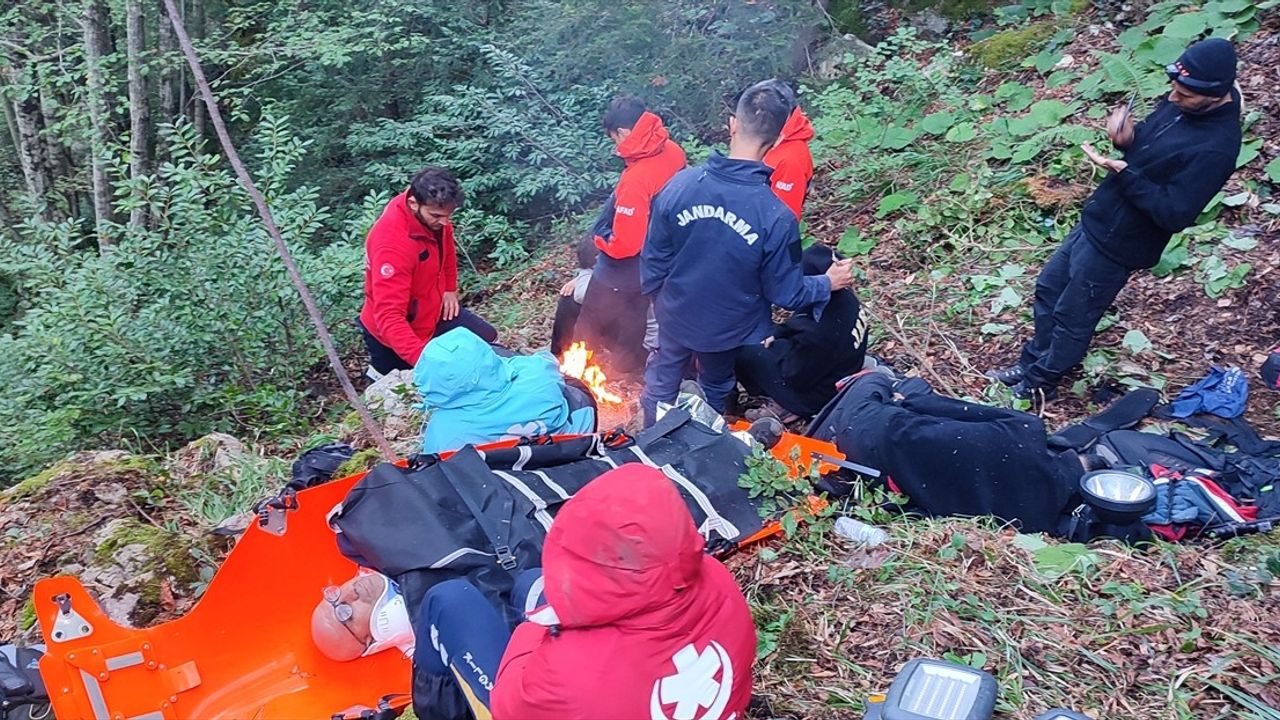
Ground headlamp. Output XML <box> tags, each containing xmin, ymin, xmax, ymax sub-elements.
<box><xmin>1079</xmin><ymin>470</ymin><xmax>1156</xmax><ymax>525</ymax></box>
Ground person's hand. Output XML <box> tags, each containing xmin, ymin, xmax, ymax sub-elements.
<box><xmin>824</xmin><ymin>258</ymin><xmax>856</xmax><ymax>291</ymax></box>
<box><xmin>1082</xmin><ymin>143</ymin><xmax>1128</xmax><ymax>173</ymax></box>
<box><xmin>441</xmin><ymin>291</ymin><xmax>460</xmax><ymax>321</ymax></box>
<box><xmin>762</xmin><ymin>336</ymin><xmax>775</xmax><ymax>348</ymax></box>
<box><xmin>559</xmin><ymin>278</ymin><xmax>577</xmax><ymax>297</ymax></box>
<box><xmin>1105</xmin><ymin>106</ymin><xmax>1135</xmax><ymax>149</ymax></box>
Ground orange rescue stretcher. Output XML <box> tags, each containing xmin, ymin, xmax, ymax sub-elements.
<box><xmin>34</xmin><ymin>432</ymin><xmax>841</xmax><ymax>720</ymax></box>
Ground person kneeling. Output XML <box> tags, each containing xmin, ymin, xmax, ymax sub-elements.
<box><xmin>415</xmin><ymin>328</ymin><xmax>596</xmax><ymax>454</ymax></box>
<box><xmin>737</xmin><ymin>244</ymin><xmax>869</xmax><ymax>422</ymax></box>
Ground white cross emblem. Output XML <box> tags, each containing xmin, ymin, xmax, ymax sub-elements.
<box><xmin>649</xmin><ymin>642</ymin><xmax>734</xmax><ymax>720</ymax></box>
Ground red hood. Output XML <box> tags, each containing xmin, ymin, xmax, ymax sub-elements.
<box><xmin>616</xmin><ymin>111</ymin><xmax>673</xmax><ymax>164</ymax></box>
<box><xmin>540</xmin><ymin>464</ymin><xmax>704</xmax><ymax>628</ymax></box>
<box><xmin>779</xmin><ymin>107</ymin><xmax>814</xmax><ymax>143</ymax></box>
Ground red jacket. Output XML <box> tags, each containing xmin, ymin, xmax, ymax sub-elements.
<box><xmin>763</xmin><ymin>108</ymin><xmax>815</xmax><ymax>219</ymax></box>
<box><xmin>492</xmin><ymin>465</ymin><xmax>755</xmax><ymax>720</ymax></box>
<box><xmin>358</xmin><ymin>191</ymin><xmax>458</xmax><ymax>366</ymax></box>
<box><xmin>596</xmin><ymin>111</ymin><xmax>687</xmax><ymax>259</ymax></box>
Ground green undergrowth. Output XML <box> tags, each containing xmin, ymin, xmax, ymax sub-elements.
<box><xmin>806</xmin><ymin>0</ymin><xmax>1277</xmax><ymax>401</ymax></box>
<box><xmin>744</xmin><ymin>497</ymin><xmax>1280</xmax><ymax>719</ymax></box>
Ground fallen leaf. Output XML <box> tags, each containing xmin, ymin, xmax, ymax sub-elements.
<box><xmin>160</xmin><ymin>580</ymin><xmax>177</xmax><ymax>612</ymax></box>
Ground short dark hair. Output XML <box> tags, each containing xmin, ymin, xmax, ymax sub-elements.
<box><xmin>603</xmin><ymin>96</ymin><xmax>647</xmax><ymax>132</ymax></box>
<box><xmin>576</xmin><ymin>233</ymin><xmax>599</xmax><ymax>269</ymax></box>
<box><xmin>408</xmin><ymin>167</ymin><xmax>464</xmax><ymax>208</ymax></box>
<box><xmin>734</xmin><ymin>81</ymin><xmax>790</xmax><ymax>145</ymax></box>
<box><xmin>757</xmin><ymin>79</ymin><xmax>798</xmax><ymax>113</ymax></box>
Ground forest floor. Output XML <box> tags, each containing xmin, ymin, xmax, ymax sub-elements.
<box><xmin>2</xmin><ymin>4</ymin><xmax>1279</xmax><ymax>720</ymax></box>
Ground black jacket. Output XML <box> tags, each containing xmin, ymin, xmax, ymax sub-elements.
<box><xmin>1081</xmin><ymin>90</ymin><xmax>1241</xmax><ymax>269</ymax></box>
<box><xmin>809</xmin><ymin>374</ymin><xmax>1080</xmax><ymax>534</ymax></box>
<box><xmin>771</xmin><ymin>288</ymin><xmax>867</xmax><ymax>402</ymax></box>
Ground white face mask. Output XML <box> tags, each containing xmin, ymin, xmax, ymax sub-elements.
<box><xmin>362</xmin><ymin>574</ymin><xmax>415</xmax><ymax>658</ymax></box>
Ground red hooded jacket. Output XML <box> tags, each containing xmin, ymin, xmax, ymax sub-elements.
<box><xmin>491</xmin><ymin>465</ymin><xmax>755</xmax><ymax>720</ymax></box>
<box><xmin>358</xmin><ymin>191</ymin><xmax>459</xmax><ymax>366</ymax></box>
<box><xmin>763</xmin><ymin>108</ymin><xmax>815</xmax><ymax>219</ymax></box>
<box><xmin>597</xmin><ymin>111</ymin><xmax>687</xmax><ymax>259</ymax></box>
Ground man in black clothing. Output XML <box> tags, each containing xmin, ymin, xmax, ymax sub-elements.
<box><xmin>989</xmin><ymin>38</ymin><xmax>1243</xmax><ymax>401</ymax></box>
<box><xmin>737</xmin><ymin>244</ymin><xmax>869</xmax><ymax>420</ymax></box>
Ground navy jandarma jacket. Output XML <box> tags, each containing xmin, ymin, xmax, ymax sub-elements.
<box><xmin>1081</xmin><ymin>90</ymin><xmax>1241</xmax><ymax>270</ymax></box>
<box><xmin>641</xmin><ymin>152</ymin><xmax>830</xmax><ymax>353</ymax></box>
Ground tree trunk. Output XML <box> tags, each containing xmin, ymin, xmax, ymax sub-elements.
<box><xmin>1</xmin><ymin>86</ymin><xmax>21</xmax><ymax>173</ymax></box>
<box><xmin>81</xmin><ymin>0</ymin><xmax>114</xmax><ymax>249</ymax></box>
<box><xmin>192</xmin><ymin>0</ymin><xmax>206</xmax><ymax>138</ymax></box>
<box><xmin>7</xmin><ymin>78</ymin><xmax>54</xmax><ymax>219</ymax></box>
<box><xmin>158</xmin><ymin>0</ymin><xmax>179</xmax><ymax>151</ymax></box>
<box><xmin>125</xmin><ymin>0</ymin><xmax>151</xmax><ymax>230</ymax></box>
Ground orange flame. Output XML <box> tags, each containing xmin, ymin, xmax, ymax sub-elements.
<box><xmin>559</xmin><ymin>342</ymin><xmax>623</xmax><ymax>404</ymax></box>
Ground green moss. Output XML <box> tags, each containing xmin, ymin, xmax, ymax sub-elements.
<box><xmin>4</xmin><ymin>454</ymin><xmax>161</xmax><ymax>504</ymax></box>
<box><xmin>968</xmin><ymin>21</ymin><xmax>1057</xmax><ymax>69</ymax></box>
<box><xmin>3</xmin><ymin>460</ymin><xmax>75</xmax><ymax>501</ymax></box>
<box><xmin>94</xmin><ymin>519</ymin><xmax>201</xmax><ymax>584</ymax></box>
<box><xmin>18</xmin><ymin>597</ymin><xmax>36</xmax><ymax>632</ymax></box>
<box><xmin>334</xmin><ymin>447</ymin><xmax>383</xmax><ymax>479</ymax></box>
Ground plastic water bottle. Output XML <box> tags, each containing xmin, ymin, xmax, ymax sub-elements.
<box><xmin>833</xmin><ymin>516</ymin><xmax>888</xmax><ymax>547</ymax></box>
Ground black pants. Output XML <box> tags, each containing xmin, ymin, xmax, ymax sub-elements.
<box><xmin>737</xmin><ymin>340</ymin><xmax>833</xmax><ymax>418</ymax></box>
<box><xmin>1019</xmin><ymin>225</ymin><xmax>1131</xmax><ymax>388</ymax></box>
<box><xmin>360</xmin><ymin>309</ymin><xmax>498</xmax><ymax>375</ymax></box>
<box><xmin>550</xmin><ymin>294</ymin><xmax>581</xmax><ymax>358</ymax></box>
<box><xmin>575</xmin><ymin>259</ymin><xmax>648</xmax><ymax>375</ymax></box>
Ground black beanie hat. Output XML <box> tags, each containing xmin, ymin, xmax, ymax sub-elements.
<box><xmin>1167</xmin><ymin>37</ymin><xmax>1237</xmax><ymax>97</ymax></box>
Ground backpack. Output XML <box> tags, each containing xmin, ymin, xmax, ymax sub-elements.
<box><xmin>0</xmin><ymin>645</ymin><xmax>48</xmax><ymax>720</ymax></box>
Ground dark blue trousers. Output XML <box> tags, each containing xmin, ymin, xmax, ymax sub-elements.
<box><xmin>1019</xmin><ymin>225</ymin><xmax>1131</xmax><ymax>388</ymax></box>
<box><xmin>641</xmin><ymin>328</ymin><xmax>739</xmax><ymax>427</ymax></box>
<box><xmin>413</xmin><ymin>570</ymin><xmax>544</xmax><ymax>715</ymax></box>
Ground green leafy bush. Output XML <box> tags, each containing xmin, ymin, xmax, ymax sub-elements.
<box><xmin>0</xmin><ymin>119</ymin><xmax>367</xmax><ymax>484</ymax></box>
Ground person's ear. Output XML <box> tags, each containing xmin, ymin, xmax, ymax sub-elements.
<box><xmin>727</xmin><ymin>115</ymin><xmax>739</xmax><ymax>140</ymax></box>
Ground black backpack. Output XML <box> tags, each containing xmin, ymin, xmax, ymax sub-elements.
<box><xmin>0</xmin><ymin>645</ymin><xmax>48</xmax><ymax>720</ymax></box>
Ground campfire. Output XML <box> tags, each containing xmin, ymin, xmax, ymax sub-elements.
<box><xmin>559</xmin><ymin>342</ymin><xmax>623</xmax><ymax>404</ymax></box>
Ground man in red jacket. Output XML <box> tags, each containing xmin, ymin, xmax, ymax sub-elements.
<box><xmin>761</xmin><ymin>80</ymin><xmax>814</xmax><ymax>219</ymax></box>
<box><xmin>414</xmin><ymin>464</ymin><xmax>756</xmax><ymax>720</ymax></box>
<box><xmin>573</xmin><ymin>97</ymin><xmax>686</xmax><ymax>375</ymax></box>
<box><xmin>358</xmin><ymin>167</ymin><xmax>496</xmax><ymax>375</ymax></box>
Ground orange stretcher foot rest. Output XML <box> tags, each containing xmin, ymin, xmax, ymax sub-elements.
<box><xmin>33</xmin><ymin>470</ymin><xmax>410</xmax><ymax>720</ymax></box>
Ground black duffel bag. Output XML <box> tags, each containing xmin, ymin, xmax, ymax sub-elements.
<box><xmin>328</xmin><ymin>407</ymin><xmax>764</xmax><ymax>619</ymax></box>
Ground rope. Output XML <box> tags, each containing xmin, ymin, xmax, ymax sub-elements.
<box><xmin>160</xmin><ymin>0</ymin><xmax>395</xmax><ymax>461</ymax></box>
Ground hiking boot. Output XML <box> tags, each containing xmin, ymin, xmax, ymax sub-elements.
<box><xmin>985</xmin><ymin>364</ymin><xmax>1025</xmax><ymax>387</ymax></box>
<box><xmin>679</xmin><ymin>379</ymin><xmax>707</xmax><ymax>401</ymax></box>
<box><xmin>1011</xmin><ymin>380</ymin><xmax>1058</xmax><ymax>402</ymax></box>
<box><xmin>746</xmin><ymin>416</ymin><xmax>785</xmax><ymax>449</ymax></box>
<box><xmin>743</xmin><ymin>400</ymin><xmax>800</xmax><ymax>425</ymax></box>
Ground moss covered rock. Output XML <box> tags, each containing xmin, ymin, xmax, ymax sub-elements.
<box><xmin>968</xmin><ymin>22</ymin><xmax>1057</xmax><ymax>69</ymax></box>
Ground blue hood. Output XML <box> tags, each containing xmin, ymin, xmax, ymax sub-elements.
<box><xmin>414</xmin><ymin>329</ymin><xmax>595</xmax><ymax>453</ymax></box>
<box><xmin>416</xmin><ymin>328</ymin><xmax>511</xmax><ymax>409</ymax></box>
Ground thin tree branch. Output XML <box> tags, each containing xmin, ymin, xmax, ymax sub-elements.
<box><xmin>160</xmin><ymin>0</ymin><xmax>395</xmax><ymax>461</ymax></box>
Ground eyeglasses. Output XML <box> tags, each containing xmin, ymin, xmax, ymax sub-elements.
<box><xmin>323</xmin><ymin>585</ymin><xmax>355</xmax><ymax>622</ymax></box>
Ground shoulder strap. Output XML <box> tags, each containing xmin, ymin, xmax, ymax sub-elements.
<box><xmin>438</xmin><ymin>448</ymin><xmax>519</xmax><ymax>572</ymax></box>
<box><xmin>1048</xmin><ymin>388</ymin><xmax>1159</xmax><ymax>451</ymax></box>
